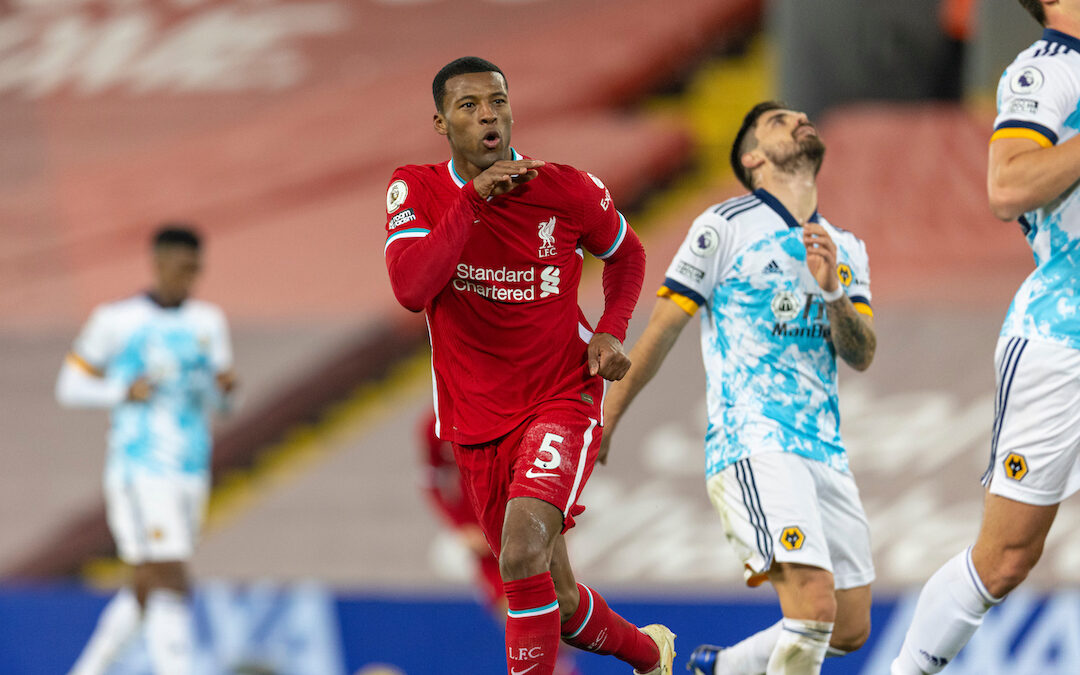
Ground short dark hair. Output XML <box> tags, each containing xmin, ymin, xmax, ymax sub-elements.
<box><xmin>730</xmin><ymin>101</ymin><xmax>786</xmax><ymax>190</ymax></box>
<box><xmin>152</xmin><ymin>224</ymin><xmax>201</xmax><ymax>251</ymax></box>
<box><xmin>432</xmin><ymin>56</ymin><xmax>506</xmax><ymax>113</ymax></box>
<box><xmin>1017</xmin><ymin>0</ymin><xmax>1046</xmax><ymax>25</ymax></box>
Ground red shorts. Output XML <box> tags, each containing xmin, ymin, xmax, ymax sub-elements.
<box><xmin>453</xmin><ymin>402</ymin><xmax>602</xmax><ymax>556</ymax></box>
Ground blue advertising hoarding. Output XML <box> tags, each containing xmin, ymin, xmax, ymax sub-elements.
<box><xmin>2</xmin><ymin>584</ymin><xmax>1078</xmax><ymax>674</ymax></box>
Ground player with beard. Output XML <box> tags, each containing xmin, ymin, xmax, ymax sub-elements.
<box><xmin>383</xmin><ymin>57</ymin><xmax>674</xmax><ymax>675</ymax></box>
<box><xmin>602</xmin><ymin>102</ymin><xmax>878</xmax><ymax>675</ymax></box>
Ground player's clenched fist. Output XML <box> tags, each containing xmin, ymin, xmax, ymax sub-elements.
<box><xmin>126</xmin><ymin>376</ymin><xmax>154</xmax><ymax>402</ymax></box>
<box><xmin>588</xmin><ymin>332</ymin><xmax>631</xmax><ymax>381</ymax></box>
<box><xmin>802</xmin><ymin>222</ymin><xmax>839</xmax><ymax>293</ymax></box>
<box><xmin>472</xmin><ymin>159</ymin><xmax>545</xmax><ymax>199</ymax></box>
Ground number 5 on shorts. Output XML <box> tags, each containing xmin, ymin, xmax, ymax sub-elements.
<box><xmin>535</xmin><ymin>433</ymin><xmax>564</xmax><ymax>470</ymax></box>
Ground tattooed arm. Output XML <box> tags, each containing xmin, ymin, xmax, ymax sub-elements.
<box><xmin>824</xmin><ymin>297</ymin><xmax>876</xmax><ymax>371</ymax></box>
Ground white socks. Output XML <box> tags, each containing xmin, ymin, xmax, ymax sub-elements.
<box><xmin>891</xmin><ymin>548</ymin><xmax>1003</xmax><ymax>675</ymax></box>
<box><xmin>69</xmin><ymin>588</ymin><xmax>141</xmax><ymax>675</ymax></box>
<box><xmin>712</xmin><ymin>620</ymin><xmax>783</xmax><ymax>674</ymax></box>
<box><xmin>69</xmin><ymin>587</ymin><xmax>195</xmax><ymax>675</ymax></box>
<box><xmin>765</xmin><ymin>618</ymin><xmax>833</xmax><ymax>675</ymax></box>
<box><xmin>145</xmin><ymin>589</ymin><xmax>194</xmax><ymax>675</ymax></box>
<box><xmin>712</xmin><ymin>619</ymin><xmax>852</xmax><ymax>675</ymax></box>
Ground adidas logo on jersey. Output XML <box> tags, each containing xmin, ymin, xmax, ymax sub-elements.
<box><xmin>763</xmin><ymin>260</ymin><xmax>782</xmax><ymax>274</ymax></box>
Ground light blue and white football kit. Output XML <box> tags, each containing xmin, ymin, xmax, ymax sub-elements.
<box><xmin>65</xmin><ymin>294</ymin><xmax>232</xmax><ymax>563</ymax></box>
<box><xmin>661</xmin><ymin>189</ymin><xmax>875</xmax><ymax>587</ymax></box>
<box><xmin>984</xmin><ymin>27</ymin><xmax>1080</xmax><ymax>506</ymax></box>
<box><xmin>890</xmin><ymin>29</ymin><xmax>1080</xmax><ymax>675</ymax></box>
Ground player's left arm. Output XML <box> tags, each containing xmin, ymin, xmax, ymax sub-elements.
<box><xmin>587</xmin><ymin>231</ymin><xmax>646</xmax><ymax>380</ymax></box>
<box><xmin>210</xmin><ymin>309</ymin><xmax>238</xmax><ymax>412</ymax></box>
<box><xmin>803</xmin><ymin>223</ymin><xmax>876</xmax><ymax>371</ymax></box>
<box><xmin>578</xmin><ymin>173</ymin><xmax>646</xmax><ymax>381</ymax></box>
<box><xmin>825</xmin><ymin>296</ymin><xmax>875</xmax><ymax>372</ymax></box>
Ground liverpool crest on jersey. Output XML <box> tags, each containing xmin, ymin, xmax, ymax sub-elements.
<box><xmin>538</xmin><ymin>216</ymin><xmax>557</xmax><ymax>258</ymax></box>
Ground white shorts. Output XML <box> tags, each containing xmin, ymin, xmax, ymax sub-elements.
<box><xmin>707</xmin><ymin>452</ymin><xmax>875</xmax><ymax>590</ymax></box>
<box><xmin>104</xmin><ymin>473</ymin><xmax>209</xmax><ymax>565</ymax></box>
<box><xmin>983</xmin><ymin>336</ymin><xmax>1080</xmax><ymax>506</ymax></box>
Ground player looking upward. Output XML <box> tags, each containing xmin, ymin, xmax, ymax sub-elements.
<box><xmin>383</xmin><ymin>56</ymin><xmax>675</xmax><ymax>675</ymax></box>
<box><xmin>58</xmin><ymin>225</ymin><xmax>236</xmax><ymax>675</ymax></box>
<box><xmin>602</xmin><ymin>102</ymin><xmax>877</xmax><ymax>675</ymax></box>
<box><xmin>892</xmin><ymin>1</ymin><xmax>1080</xmax><ymax>672</ymax></box>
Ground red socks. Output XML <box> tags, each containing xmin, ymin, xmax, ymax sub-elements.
<box><xmin>504</xmin><ymin>573</ymin><xmax>561</xmax><ymax>675</ymax></box>
<box><xmin>560</xmin><ymin>583</ymin><xmax>659</xmax><ymax>672</ymax></box>
<box><xmin>504</xmin><ymin>576</ymin><xmax>660</xmax><ymax>674</ymax></box>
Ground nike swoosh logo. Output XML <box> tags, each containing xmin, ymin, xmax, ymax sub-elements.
<box><xmin>525</xmin><ymin>469</ymin><xmax>558</xmax><ymax>479</ymax></box>
<box><xmin>511</xmin><ymin>666</ymin><xmax>539</xmax><ymax>675</ymax></box>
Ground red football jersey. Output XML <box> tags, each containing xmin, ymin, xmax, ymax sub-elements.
<box><xmin>384</xmin><ymin>152</ymin><xmax>643</xmax><ymax>445</ymax></box>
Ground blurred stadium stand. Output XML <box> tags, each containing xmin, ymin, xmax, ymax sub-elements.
<box><xmin>1</xmin><ymin>0</ymin><xmax>755</xmax><ymax>581</ymax></box>
<box><xmin>3</xmin><ymin>0</ymin><xmax>1080</xmax><ymax>673</ymax></box>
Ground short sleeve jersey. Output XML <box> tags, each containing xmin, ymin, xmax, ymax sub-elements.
<box><xmin>70</xmin><ymin>294</ymin><xmax>233</xmax><ymax>479</ymax></box>
<box><xmin>383</xmin><ymin>150</ymin><xmax>630</xmax><ymax>445</ymax></box>
<box><xmin>660</xmin><ymin>189</ymin><xmax>872</xmax><ymax>478</ymax></box>
<box><xmin>992</xmin><ymin>28</ymin><xmax>1080</xmax><ymax>349</ymax></box>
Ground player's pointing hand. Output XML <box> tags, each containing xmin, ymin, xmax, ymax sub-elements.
<box><xmin>588</xmin><ymin>332</ymin><xmax>631</xmax><ymax>381</ymax></box>
<box><xmin>472</xmin><ymin>159</ymin><xmax>545</xmax><ymax>199</ymax></box>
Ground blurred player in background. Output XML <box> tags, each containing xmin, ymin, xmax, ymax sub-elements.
<box><xmin>603</xmin><ymin>102</ymin><xmax>877</xmax><ymax>675</ymax></box>
<box><xmin>891</xmin><ymin>2</ymin><xmax>1080</xmax><ymax>672</ymax></box>
<box><xmin>384</xmin><ymin>56</ymin><xmax>674</xmax><ymax>675</ymax></box>
<box><xmin>57</xmin><ymin>225</ymin><xmax>236</xmax><ymax>675</ymax></box>
<box><xmin>419</xmin><ymin>412</ymin><xmax>506</xmax><ymax>609</ymax></box>
<box><xmin>418</xmin><ymin>412</ymin><xmax>581</xmax><ymax>675</ymax></box>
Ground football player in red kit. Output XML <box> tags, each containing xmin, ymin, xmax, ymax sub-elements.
<box><xmin>418</xmin><ymin>413</ymin><xmax>582</xmax><ymax>675</ymax></box>
<box><xmin>419</xmin><ymin>412</ymin><xmax>506</xmax><ymax>609</ymax></box>
<box><xmin>384</xmin><ymin>57</ymin><xmax>675</xmax><ymax>675</ymax></box>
